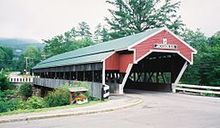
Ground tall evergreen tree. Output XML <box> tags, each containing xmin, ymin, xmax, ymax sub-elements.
<box><xmin>0</xmin><ymin>47</ymin><xmax>13</xmax><ymax>70</ymax></box>
<box><xmin>94</xmin><ymin>24</ymin><xmax>111</xmax><ymax>42</ymax></box>
<box><xmin>43</xmin><ymin>22</ymin><xmax>94</xmax><ymax>58</ymax></box>
<box><xmin>106</xmin><ymin>0</ymin><xmax>184</xmax><ymax>39</ymax></box>
<box><xmin>94</xmin><ymin>24</ymin><xmax>103</xmax><ymax>43</ymax></box>
<box><xmin>77</xmin><ymin>22</ymin><xmax>92</xmax><ymax>38</ymax></box>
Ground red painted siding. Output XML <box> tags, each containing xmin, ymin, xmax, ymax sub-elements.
<box><xmin>105</xmin><ymin>53</ymin><xmax>119</xmax><ymax>70</ymax></box>
<box><xmin>105</xmin><ymin>53</ymin><xmax>133</xmax><ymax>72</ymax></box>
<box><xmin>119</xmin><ymin>54</ymin><xmax>133</xmax><ymax>72</ymax></box>
<box><xmin>132</xmin><ymin>30</ymin><xmax>193</xmax><ymax>63</ymax></box>
<box><xmin>105</xmin><ymin>29</ymin><xmax>195</xmax><ymax>73</ymax></box>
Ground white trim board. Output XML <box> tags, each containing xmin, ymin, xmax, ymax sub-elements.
<box><xmin>128</xmin><ymin>27</ymin><xmax>197</xmax><ymax>54</ymax></box>
<box><xmin>134</xmin><ymin>49</ymin><xmax>194</xmax><ymax>65</ymax></box>
<box><xmin>119</xmin><ymin>63</ymin><xmax>133</xmax><ymax>94</ymax></box>
<box><xmin>127</xmin><ymin>28</ymin><xmax>196</xmax><ymax>65</ymax></box>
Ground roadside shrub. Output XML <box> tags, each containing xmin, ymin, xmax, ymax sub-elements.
<box><xmin>0</xmin><ymin>98</ymin><xmax>24</xmax><ymax>113</ymax></box>
<box><xmin>0</xmin><ymin>89</ymin><xmax>18</xmax><ymax>101</ymax></box>
<box><xmin>26</xmin><ymin>96</ymin><xmax>46</xmax><ymax>109</ymax></box>
<box><xmin>7</xmin><ymin>98</ymin><xmax>24</xmax><ymax>111</ymax></box>
<box><xmin>44</xmin><ymin>87</ymin><xmax>69</xmax><ymax>107</ymax></box>
<box><xmin>0</xmin><ymin>100</ymin><xmax>8</xmax><ymax>113</ymax></box>
<box><xmin>19</xmin><ymin>83</ymin><xmax>33</xmax><ymax>99</ymax></box>
<box><xmin>0</xmin><ymin>70</ymin><xmax>12</xmax><ymax>91</ymax></box>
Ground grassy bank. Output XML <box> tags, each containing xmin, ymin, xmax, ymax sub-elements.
<box><xmin>0</xmin><ymin>100</ymin><xmax>103</xmax><ymax>116</ymax></box>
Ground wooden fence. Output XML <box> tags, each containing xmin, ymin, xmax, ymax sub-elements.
<box><xmin>172</xmin><ymin>84</ymin><xmax>220</xmax><ymax>95</ymax></box>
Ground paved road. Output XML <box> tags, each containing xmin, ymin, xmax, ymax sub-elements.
<box><xmin>1</xmin><ymin>90</ymin><xmax>220</xmax><ymax>128</ymax></box>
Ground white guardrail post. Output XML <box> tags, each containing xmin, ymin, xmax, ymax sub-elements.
<box><xmin>172</xmin><ymin>83</ymin><xmax>176</xmax><ymax>93</ymax></box>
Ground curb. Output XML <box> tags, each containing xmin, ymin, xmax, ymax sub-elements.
<box><xmin>0</xmin><ymin>97</ymin><xmax>143</xmax><ymax>124</ymax></box>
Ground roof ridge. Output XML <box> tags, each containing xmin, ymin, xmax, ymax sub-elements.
<box><xmin>41</xmin><ymin>28</ymin><xmax>161</xmax><ymax>62</ymax></box>
<box><xmin>34</xmin><ymin>28</ymin><xmax>163</xmax><ymax>69</ymax></box>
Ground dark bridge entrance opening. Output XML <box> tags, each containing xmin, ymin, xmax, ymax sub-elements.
<box><xmin>124</xmin><ymin>52</ymin><xmax>186</xmax><ymax>92</ymax></box>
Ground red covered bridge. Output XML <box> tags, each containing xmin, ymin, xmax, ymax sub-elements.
<box><xmin>32</xmin><ymin>28</ymin><xmax>197</xmax><ymax>98</ymax></box>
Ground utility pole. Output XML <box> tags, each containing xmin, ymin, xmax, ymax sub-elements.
<box><xmin>24</xmin><ymin>57</ymin><xmax>29</xmax><ymax>74</ymax></box>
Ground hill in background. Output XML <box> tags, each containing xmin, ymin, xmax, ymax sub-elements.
<box><xmin>0</xmin><ymin>38</ymin><xmax>45</xmax><ymax>58</ymax></box>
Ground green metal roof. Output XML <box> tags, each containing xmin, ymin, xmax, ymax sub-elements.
<box><xmin>33</xmin><ymin>28</ymin><xmax>163</xmax><ymax>69</ymax></box>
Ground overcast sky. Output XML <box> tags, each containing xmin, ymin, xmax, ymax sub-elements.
<box><xmin>0</xmin><ymin>0</ymin><xmax>219</xmax><ymax>41</ymax></box>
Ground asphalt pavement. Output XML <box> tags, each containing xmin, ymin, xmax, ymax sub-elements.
<box><xmin>1</xmin><ymin>90</ymin><xmax>220</xmax><ymax>128</ymax></box>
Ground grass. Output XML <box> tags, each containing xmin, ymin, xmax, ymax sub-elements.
<box><xmin>0</xmin><ymin>100</ymin><xmax>103</xmax><ymax>116</ymax></box>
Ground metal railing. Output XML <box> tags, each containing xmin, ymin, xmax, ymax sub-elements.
<box><xmin>172</xmin><ymin>84</ymin><xmax>220</xmax><ymax>95</ymax></box>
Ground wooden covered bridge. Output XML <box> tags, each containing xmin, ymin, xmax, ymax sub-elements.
<box><xmin>32</xmin><ymin>28</ymin><xmax>197</xmax><ymax>98</ymax></box>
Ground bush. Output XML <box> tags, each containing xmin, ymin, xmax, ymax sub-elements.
<box><xmin>0</xmin><ymin>100</ymin><xmax>8</xmax><ymax>113</ymax></box>
<box><xmin>0</xmin><ymin>89</ymin><xmax>18</xmax><ymax>101</ymax></box>
<box><xmin>0</xmin><ymin>98</ymin><xmax>24</xmax><ymax>113</ymax></box>
<box><xmin>0</xmin><ymin>70</ymin><xmax>12</xmax><ymax>91</ymax></box>
<box><xmin>0</xmin><ymin>89</ymin><xmax>22</xmax><ymax>113</ymax></box>
<box><xmin>7</xmin><ymin>98</ymin><xmax>24</xmax><ymax>111</ymax></box>
<box><xmin>26</xmin><ymin>96</ymin><xmax>46</xmax><ymax>109</ymax></box>
<box><xmin>19</xmin><ymin>83</ymin><xmax>33</xmax><ymax>99</ymax></box>
<box><xmin>44</xmin><ymin>87</ymin><xmax>69</xmax><ymax>107</ymax></box>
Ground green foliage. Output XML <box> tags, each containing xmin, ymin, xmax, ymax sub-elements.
<box><xmin>77</xmin><ymin>22</ymin><xmax>92</xmax><ymax>38</ymax></box>
<box><xmin>6</xmin><ymin>98</ymin><xmax>24</xmax><ymax>111</ymax></box>
<box><xmin>94</xmin><ymin>24</ymin><xmax>111</xmax><ymax>42</ymax></box>
<box><xmin>44</xmin><ymin>87</ymin><xmax>69</xmax><ymax>107</ymax></box>
<box><xmin>0</xmin><ymin>89</ymin><xmax>17</xmax><ymax>101</ymax></box>
<box><xmin>43</xmin><ymin>22</ymin><xmax>95</xmax><ymax>58</ymax></box>
<box><xmin>106</xmin><ymin>0</ymin><xmax>184</xmax><ymax>39</ymax></box>
<box><xmin>26</xmin><ymin>96</ymin><xmax>46</xmax><ymax>109</ymax></box>
<box><xmin>0</xmin><ymin>70</ymin><xmax>12</xmax><ymax>91</ymax></box>
<box><xmin>19</xmin><ymin>83</ymin><xmax>33</xmax><ymax>99</ymax></box>
<box><xmin>0</xmin><ymin>100</ymin><xmax>8</xmax><ymax>112</ymax></box>
<box><xmin>0</xmin><ymin>38</ymin><xmax>44</xmax><ymax>72</ymax></box>
<box><xmin>0</xmin><ymin>46</ymin><xmax>13</xmax><ymax>70</ymax></box>
<box><xmin>0</xmin><ymin>98</ymin><xmax>24</xmax><ymax>113</ymax></box>
<box><xmin>181</xmin><ymin>29</ymin><xmax>220</xmax><ymax>86</ymax></box>
<box><xmin>13</xmin><ymin>47</ymin><xmax>42</xmax><ymax>73</ymax></box>
<box><xmin>23</xmin><ymin>47</ymin><xmax>42</xmax><ymax>71</ymax></box>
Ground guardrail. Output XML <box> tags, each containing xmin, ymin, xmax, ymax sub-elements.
<box><xmin>172</xmin><ymin>84</ymin><xmax>220</xmax><ymax>95</ymax></box>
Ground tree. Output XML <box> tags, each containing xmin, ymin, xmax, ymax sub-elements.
<box><xmin>43</xmin><ymin>35</ymin><xmax>65</xmax><ymax>57</ymax></box>
<box><xmin>43</xmin><ymin>22</ymin><xmax>95</xmax><ymax>58</ymax></box>
<box><xmin>106</xmin><ymin>0</ymin><xmax>184</xmax><ymax>39</ymax></box>
<box><xmin>0</xmin><ymin>47</ymin><xmax>13</xmax><ymax>70</ymax></box>
<box><xmin>181</xmin><ymin>29</ymin><xmax>220</xmax><ymax>86</ymax></box>
<box><xmin>201</xmin><ymin>32</ymin><xmax>220</xmax><ymax>86</ymax></box>
<box><xmin>77</xmin><ymin>22</ymin><xmax>92</xmax><ymax>38</ymax></box>
<box><xmin>94</xmin><ymin>24</ymin><xmax>111</xmax><ymax>42</ymax></box>
<box><xmin>180</xmin><ymin>29</ymin><xmax>208</xmax><ymax>84</ymax></box>
<box><xmin>0</xmin><ymin>70</ymin><xmax>12</xmax><ymax>91</ymax></box>
<box><xmin>13</xmin><ymin>47</ymin><xmax>42</xmax><ymax>73</ymax></box>
<box><xmin>23</xmin><ymin>47</ymin><xmax>42</xmax><ymax>72</ymax></box>
<box><xmin>19</xmin><ymin>83</ymin><xmax>33</xmax><ymax>100</ymax></box>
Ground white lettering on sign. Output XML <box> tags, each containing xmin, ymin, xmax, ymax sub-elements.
<box><xmin>154</xmin><ymin>38</ymin><xmax>177</xmax><ymax>49</ymax></box>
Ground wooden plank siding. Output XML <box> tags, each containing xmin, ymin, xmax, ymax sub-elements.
<box><xmin>105</xmin><ymin>52</ymin><xmax>133</xmax><ymax>73</ymax></box>
<box><xmin>132</xmin><ymin>30</ymin><xmax>194</xmax><ymax>63</ymax></box>
<box><xmin>33</xmin><ymin>78</ymin><xmax>103</xmax><ymax>99</ymax></box>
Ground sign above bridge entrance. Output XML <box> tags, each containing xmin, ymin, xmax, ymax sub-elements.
<box><xmin>154</xmin><ymin>38</ymin><xmax>177</xmax><ymax>49</ymax></box>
